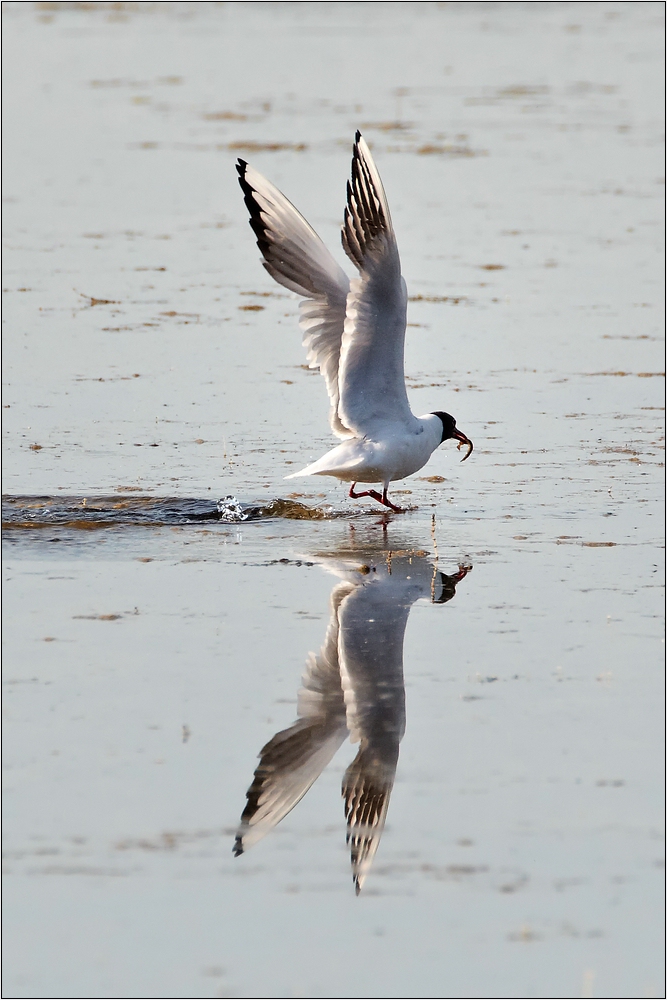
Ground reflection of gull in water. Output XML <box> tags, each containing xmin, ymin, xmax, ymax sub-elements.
<box><xmin>234</xmin><ymin>548</ymin><xmax>470</xmax><ymax>893</ymax></box>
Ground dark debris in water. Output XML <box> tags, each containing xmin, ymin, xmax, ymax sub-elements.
<box><xmin>1</xmin><ymin>494</ymin><xmax>350</xmax><ymax>532</ymax></box>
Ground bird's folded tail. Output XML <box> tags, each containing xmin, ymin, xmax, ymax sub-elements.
<box><xmin>284</xmin><ymin>448</ymin><xmax>365</xmax><ymax>480</ymax></box>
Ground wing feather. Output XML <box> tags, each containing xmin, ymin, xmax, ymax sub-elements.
<box><xmin>338</xmin><ymin>134</ymin><xmax>415</xmax><ymax>436</ymax></box>
<box><xmin>237</xmin><ymin>160</ymin><xmax>353</xmax><ymax>438</ymax></box>
<box><xmin>342</xmin><ymin>747</ymin><xmax>396</xmax><ymax>895</ymax></box>
<box><xmin>233</xmin><ymin>582</ymin><xmax>353</xmax><ymax>855</ymax></box>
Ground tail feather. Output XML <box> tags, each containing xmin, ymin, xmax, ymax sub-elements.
<box><xmin>284</xmin><ymin>447</ymin><xmax>365</xmax><ymax>480</ymax></box>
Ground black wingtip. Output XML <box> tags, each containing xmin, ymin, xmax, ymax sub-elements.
<box><xmin>233</xmin><ymin>836</ymin><xmax>244</xmax><ymax>857</ymax></box>
<box><xmin>236</xmin><ymin>158</ymin><xmax>247</xmax><ymax>176</ymax></box>
<box><xmin>355</xmin><ymin>129</ymin><xmax>362</xmax><ymax>142</ymax></box>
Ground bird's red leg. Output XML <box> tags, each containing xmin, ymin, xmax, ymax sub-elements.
<box><xmin>349</xmin><ymin>482</ymin><xmax>383</xmax><ymax>502</ymax></box>
<box><xmin>381</xmin><ymin>486</ymin><xmax>403</xmax><ymax>513</ymax></box>
<box><xmin>349</xmin><ymin>483</ymin><xmax>403</xmax><ymax>512</ymax></box>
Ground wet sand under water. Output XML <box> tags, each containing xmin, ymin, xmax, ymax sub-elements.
<box><xmin>2</xmin><ymin>3</ymin><xmax>664</xmax><ymax>999</ymax></box>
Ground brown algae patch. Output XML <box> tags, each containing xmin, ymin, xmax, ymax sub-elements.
<box><xmin>72</xmin><ymin>614</ymin><xmax>123</xmax><ymax>621</ymax></box>
<box><xmin>239</xmin><ymin>498</ymin><xmax>336</xmax><ymax>521</ymax></box>
<box><xmin>360</xmin><ymin>121</ymin><xmax>414</xmax><ymax>132</ymax></box>
<box><xmin>203</xmin><ymin>111</ymin><xmax>248</xmax><ymax>121</ymax></box>
<box><xmin>415</xmin><ymin>144</ymin><xmax>482</xmax><ymax>157</ymax></box>
<box><xmin>77</xmin><ymin>293</ymin><xmax>119</xmax><ymax>307</ymax></box>
<box><xmin>585</xmin><ymin>371</ymin><xmax>665</xmax><ymax>378</ymax></box>
<box><xmin>409</xmin><ymin>295</ymin><xmax>468</xmax><ymax>304</ymax></box>
<box><xmin>226</xmin><ymin>141</ymin><xmax>307</xmax><ymax>153</ymax></box>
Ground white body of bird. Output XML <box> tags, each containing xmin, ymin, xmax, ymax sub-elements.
<box><xmin>286</xmin><ymin>413</ymin><xmax>445</xmax><ymax>484</ymax></box>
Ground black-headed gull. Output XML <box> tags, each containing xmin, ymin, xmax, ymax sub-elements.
<box><xmin>233</xmin><ymin>548</ymin><xmax>471</xmax><ymax>893</ymax></box>
<box><xmin>237</xmin><ymin>131</ymin><xmax>473</xmax><ymax>512</ymax></box>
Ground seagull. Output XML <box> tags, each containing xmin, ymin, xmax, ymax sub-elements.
<box><xmin>233</xmin><ymin>546</ymin><xmax>471</xmax><ymax>893</ymax></box>
<box><xmin>236</xmin><ymin>131</ymin><xmax>473</xmax><ymax>512</ymax></box>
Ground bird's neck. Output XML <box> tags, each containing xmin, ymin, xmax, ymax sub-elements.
<box><xmin>418</xmin><ymin>413</ymin><xmax>446</xmax><ymax>453</ymax></box>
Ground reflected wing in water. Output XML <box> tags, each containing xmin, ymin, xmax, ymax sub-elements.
<box><xmin>233</xmin><ymin>582</ymin><xmax>353</xmax><ymax>855</ymax></box>
<box><xmin>338</xmin><ymin>558</ymin><xmax>471</xmax><ymax>891</ymax></box>
<box><xmin>337</xmin><ymin>563</ymin><xmax>413</xmax><ymax>893</ymax></box>
<box><xmin>343</xmin><ymin>744</ymin><xmax>397</xmax><ymax>895</ymax></box>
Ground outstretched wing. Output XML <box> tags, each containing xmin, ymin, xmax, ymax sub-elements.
<box><xmin>233</xmin><ymin>582</ymin><xmax>353</xmax><ymax>855</ymax></box>
<box><xmin>237</xmin><ymin>160</ymin><xmax>353</xmax><ymax>439</ymax></box>
<box><xmin>337</xmin><ymin>133</ymin><xmax>416</xmax><ymax>437</ymax></box>
<box><xmin>342</xmin><ymin>745</ymin><xmax>397</xmax><ymax>895</ymax></box>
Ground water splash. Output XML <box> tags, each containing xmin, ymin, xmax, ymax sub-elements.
<box><xmin>216</xmin><ymin>496</ymin><xmax>249</xmax><ymax>522</ymax></box>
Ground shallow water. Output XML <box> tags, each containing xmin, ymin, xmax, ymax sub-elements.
<box><xmin>2</xmin><ymin>3</ymin><xmax>664</xmax><ymax>998</ymax></box>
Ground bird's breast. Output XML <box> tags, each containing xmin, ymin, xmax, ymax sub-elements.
<box><xmin>367</xmin><ymin>430</ymin><xmax>438</xmax><ymax>481</ymax></box>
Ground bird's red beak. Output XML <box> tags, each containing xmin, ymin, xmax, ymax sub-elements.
<box><xmin>453</xmin><ymin>428</ymin><xmax>473</xmax><ymax>461</ymax></box>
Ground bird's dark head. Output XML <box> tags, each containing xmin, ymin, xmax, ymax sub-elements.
<box><xmin>431</xmin><ymin>411</ymin><xmax>474</xmax><ymax>461</ymax></box>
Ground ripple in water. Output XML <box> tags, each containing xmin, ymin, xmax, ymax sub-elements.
<box><xmin>1</xmin><ymin>494</ymin><xmax>350</xmax><ymax>531</ymax></box>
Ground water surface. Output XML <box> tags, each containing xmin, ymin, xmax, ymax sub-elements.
<box><xmin>2</xmin><ymin>3</ymin><xmax>664</xmax><ymax>998</ymax></box>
